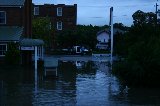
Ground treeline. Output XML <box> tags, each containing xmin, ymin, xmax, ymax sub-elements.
<box><xmin>113</xmin><ymin>10</ymin><xmax>160</xmax><ymax>87</ymax></box>
<box><xmin>55</xmin><ymin>25</ymin><xmax>109</xmax><ymax>50</ymax></box>
<box><xmin>32</xmin><ymin>17</ymin><xmax>110</xmax><ymax>50</ymax></box>
<box><xmin>32</xmin><ymin>17</ymin><xmax>128</xmax><ymax>51</ymax></box>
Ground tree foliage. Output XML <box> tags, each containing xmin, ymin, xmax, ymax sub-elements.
<box><xmin>55</xmin><ymin>25</ymin><xmax>107</xmax><ymax>50</ymax></box>
<box><xmin>5</xmin><ymin>43</ymin><xmax>20</xmax><ymax>65</ymax></box>
<box><xmin>32</xmin><ymin>17</ymin><xmax>53</xmax><ymax>48</ymax></box>
<box><xmin>113</xmin><ymin>10</ymin><xmax>160</xmax><ymax>87</ymax></box>
<box><xmin>132</xmin><ymin>10</ymin><xmax>156</xmax><ymax>26</ymax></box>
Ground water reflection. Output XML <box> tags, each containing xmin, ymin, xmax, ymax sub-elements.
<box><xmin>0</xmin><ymin>66</ymin><xmax>34</xmax><ymax>106</ymax></box>
<box><xmin>0</xmin><ymin>60</ymin><xmax>160</xmax><ymax>105</ymax></box>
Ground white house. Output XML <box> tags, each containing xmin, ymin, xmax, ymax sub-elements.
<box><xmin>96</xmin><ymin>30</ymin><xmax>110</xmax><ymax>50</ymax></box>
<box><xmin>96</xmin><ymin>28</ymin><xmax>125</xmax><ymax>50</ymax></box>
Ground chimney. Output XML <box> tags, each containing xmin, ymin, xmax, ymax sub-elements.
<box><xmin>24</xmin><ymin>0</ymin><xmax>32</xmax><ymax>38</ymax></box>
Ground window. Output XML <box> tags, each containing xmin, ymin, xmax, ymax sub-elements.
<box><xmin>0</xmin><ymin>11</ymin><xmax>6</xmax><ymax>24</ymax></box>
<box><xmin>49</xmin><ymin>22</ymin><xmax>52</xmax><ymax>30</ymax></box>
<box><xmin>34</xmin><ymin>7</ymin><xmax>39</xmax><ymax>15</ymax></box>
<box><xmin>0</xmin><ymin>44</ymin><xmax>7</xmax><ymax>56</ymax></box>
<box><xmin>57</xmin><ymin>7</ymin><xmax>62</xmax><ymax>16</ymax></box>
<box><xmin>57</xmin><ymin>21</ymin><xmax>62</xmax><ymax>30</ymax></box>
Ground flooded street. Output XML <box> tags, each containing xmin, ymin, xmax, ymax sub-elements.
<box><xmin>0</xmin><ymin>56</ymin><xmax>160</xmax><ymax>106</ymax></box>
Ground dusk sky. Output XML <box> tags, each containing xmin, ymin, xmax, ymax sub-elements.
<box><xmin>33</xmin><ymin>0</ymin><xmax>158</xmax><ymax>26</ymax></box>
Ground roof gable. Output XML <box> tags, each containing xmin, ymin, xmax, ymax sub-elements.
<box><xmin>97</xmin><ymin>28</ymin><xmax>125</xmax><ymax>36</ymax></box>
<box><xmin>97</xmin><ymin>30</ymin><xmax>109</xmax><ymax>36</ymax></box>
<box><xmin>0</xmin><ymin>0</ymin><xmax>25</xmax><ymax>6</ymax></box>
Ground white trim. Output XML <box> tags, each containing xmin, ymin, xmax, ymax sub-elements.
<box><xmin>57</xmin><ymin>7</ymin><xmax>62</xmax><ymax>16</ymax></box>
<box><xmin>57</xmin><ymin>21</ymin><xmax>62</xmax><ymax>30</ymax></box>
<box><xmin>35</xmin><ymin>46</ymin><xmax>38</xmax><ymax>70</ymax></box>
<box><xmin>0</xmin><ymin>11</ymin><xmax>6</xmax><ymax>24</ymax></box>
<box><xmin>0</xmin><ymin>44</ymin><xmax>7</xmax><ymax>56</ymax></box>
<box><xmin>42</xmin><ymin>46</ymin><xmax>44</xmax><ymax>60</ymax></box>
<box><xmin>34</xmin><ymin>7</ymin><xmax>39</xmax><ymax>15</ymax></box>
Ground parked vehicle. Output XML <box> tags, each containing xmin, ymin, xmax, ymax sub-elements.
<box><xmin>72</xmin><ymin>46</ymin><xmax>90</xmax><ymax>55</ymax></box>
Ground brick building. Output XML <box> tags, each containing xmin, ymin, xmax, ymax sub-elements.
<box><xmin>0</xmin><ymin>0</ymin><xmax>32</xmax><ymax>58</ymax></box>
<box><xmin>33</xmin><ymin>4</ymin><xmax>77</xmax><ymax>31</ymax></box>
<box><xmin>0</xmin><ymin>0</ymin><xmax>32</xmax><ymax>37</ymax></box>
<box><xmin>0</xmin><ymin>0</ymin><xmax>44</xmax><ymax>65</ymax></box>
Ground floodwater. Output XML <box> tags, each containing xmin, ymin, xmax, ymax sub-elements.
<box><xmin>0</xmin><ymin>56</ymin><xmax>160</xmax><ymax>106</ymax></box>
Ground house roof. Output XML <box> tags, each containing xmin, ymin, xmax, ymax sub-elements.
<box><xmin>20</xmin><ymin>38</ymin><xmax>44</xmax><ymax>46</ymax></box>
<box><xmin>97</xmin><ymin>28</ymin><xmax>125</xmax><ymax>36</ymax></box>
<box><xmin>97</xmin><ymin>30</ymin><xmax>109</xmax><ymax>35</ymax></box>
<box><xmin>0</xmin><ymin>26</ymin><xmax>23</xmax><ymax>41</ymax></box>
<box><xmin>0</xmin><ymin>0</ymin><xmax>25</xmax><ymax>6</ymax></box>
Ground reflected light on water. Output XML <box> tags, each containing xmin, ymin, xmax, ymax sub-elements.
<box><xmin>0</xmin><ymin>60</ymin><xmax>160</xmax><ymax>106</ymax></box>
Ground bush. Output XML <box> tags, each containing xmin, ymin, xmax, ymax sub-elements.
<box><xmin>5</xmin><ymin>43</ymin><xmax>20</xmax><ymax>65</ymax></box>
<box><xmin>113</xmin><ymin>25</ymin><xmax>160</xmax><ymax>87</ymax></box>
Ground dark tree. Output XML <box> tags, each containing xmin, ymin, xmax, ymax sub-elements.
<box><xmin>132</xmin><ymin>10</ymin><xmax>156</xmax><ymax>26</ymax></box>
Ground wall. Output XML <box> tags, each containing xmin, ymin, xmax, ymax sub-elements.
<box><xmin>34</xmin><ymin>4</ymin><xmax>77</xmax><ymax>31</ymax></box>
<box><xmin>0</xmin><ymin>7</ymin><xmax>23</xmax><ymax>26</ymax></box>
<box><xmin>97</xmin><ymin>32</ymin><xmax>110</xmax><ymax>43</ymax></box>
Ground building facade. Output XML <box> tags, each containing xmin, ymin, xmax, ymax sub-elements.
<box><xmin>33</xmin><ymin>4</ymin><xmax>77</xmax><ymax>31</ymax></box>
<box><xmin>0</xmin><ymin>0</ymin><xmax>32</xmax><ymax>57</ymax></box>
<box><xmin>96</xmin><ymin>30</ymin><xmax>110</xmax><ymax>50</ymax></box>
<box><xmin>0</xmin><ymin>0</ymin><xmax>44</xmax><ymax>66</ymax></box>
<box><xmin>0</xmin><ymin>0</ymin><xmax>32</xmax><ymax>37</ymax></box>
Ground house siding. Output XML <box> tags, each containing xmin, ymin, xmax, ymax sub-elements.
<box><xmin>0</xmin><ymin>0</ymin><xmax>32</xmax><ymax>38</ymax></box>
<box><xmin>96</xmin><ymin>31</ymin><xmax>110</xmax><ymax>50</ymax></box>
<box><xmin>97</xmin><ymin>32</ymin><xmax>110</xmax><ymax>43</ymax></box>
<box><xmin>0</xmin><ymin>7</ymin><xmax>23</xmax><ymax>26</ymax></box>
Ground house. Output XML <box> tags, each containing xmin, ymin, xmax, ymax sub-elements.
<box><xmin>0</xmin><ymin>0</ymin><xmax>44</xmax><ymax>65</ymax></box>
<box><xmin>0</xmin><ymin>0</ymin><xmax>29</xmax><ymax>57</ymax></box>
<box><xmin>33</xmin><ymin>4</ymin><xmax>77</xmax><ymax>31</ymax></box>
<box><xmin>96</xmin><ymin>28</ymin><xmax>125</xmax><ymax>50</ymax></box>
<box><xmin>0</xmin><ymin>0</ymin><xmax>32</xmax><ymax>37</ymax></box>
<box><xmin>96</xmin><ymin>30</ymin><xmax>110</xmax><ymax>50</ymax></box>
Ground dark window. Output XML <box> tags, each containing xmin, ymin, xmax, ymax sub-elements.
<box><xmin>34</xmin><ymin>7</ymin><xmax>39</xmax><ymax>15</ymax></box>
<box><xmin>57</xmin><ymin>21</ymin><xmax>62</xmax><ymax>30</ymax></box>
<box><xmin>0</xmin><ymin>11</ymin><xmax>6</xmax><ymax>24</ymax></box>
<box><xmin>0</xmin><ymin>44</ymin><xmax>7</xmax><ymax>56</ymax></box>
<box><xmin>57</xmin><ymin>7</ymin><xmax>62</xmax><ymax>16</ymax></box>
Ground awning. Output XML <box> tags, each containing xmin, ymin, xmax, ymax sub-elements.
<box><xmin>20</xmin><ymin>38</ymin><xmax>44</xmax><ymax>46</ymax></box>
<box><xmin>0</xmin><ymin>26</ymin><xmax>23</xmax><ymax>41</ymax></box>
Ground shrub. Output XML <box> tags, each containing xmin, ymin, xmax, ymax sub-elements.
<box><xmin>113</xmin><ymin>25</ymin><xmax>160</xmax><ymax>87</ymax></box>
<box><xmin>5</xmin><ymin>43</ymin><xmax>20</xmax><ymax>65</ymax></box>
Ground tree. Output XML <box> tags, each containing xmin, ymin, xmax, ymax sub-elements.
<box><xmin>5</xmin><ymin>43</ymin><xmax>20</xmax><ymax>65</ymax></box>
<box><xmin>113</xmin><ymin>10</ymin><xmax>160</xmax><ymax>87</ymax></box>
<box><xmin>32</xmin><ymin>17</ymin><xmax>53</xmax><ymax>48</ymax></box>
<box><xmin>114</xmin><ymin>23</ymin><xmax>126</xmax><ymax>30</ymax></box>
<box><xmin>55</xmin><ymin>25</ymin><xmax>100</xmax><ymax>50</ymax></box>
<box><xmin>132</xmin><ymin>10</ymin><xmax>156</xmax><ymax>26</ymax></box>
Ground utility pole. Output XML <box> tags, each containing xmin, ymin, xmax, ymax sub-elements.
<box><xmin>156</xmin><ymin>0</ymin><xmax>160</xmax><ymax>24</ymax></box>
<box><xmin>110</xmin><ymin>7</ymin><xmax>113</xmax><ymax>66</ymax></box>
<box><xmin>156</xmin><ymin>0</ymin><xmax>159</xmax><ymax>30</ymax></box>
<box><xmin>156</xmin><ymin>3</ymin><xmax>158</xmax><ymax>14</ymax></box>
<box><xmin>156</xmin><ymin>0</ymin><xmax>159</xmax><ymax>20</ymax></box>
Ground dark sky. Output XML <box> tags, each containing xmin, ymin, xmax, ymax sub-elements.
<box><xmin>33</xmin><ymin>0</ymin><xmax>157</xmax><ymax>26</ymax></box>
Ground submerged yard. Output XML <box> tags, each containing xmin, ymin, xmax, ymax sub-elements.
<box><xmin>0</xmin><ymin>56</ymin><xmax>160</xmax><ymax>106</ymax></box>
